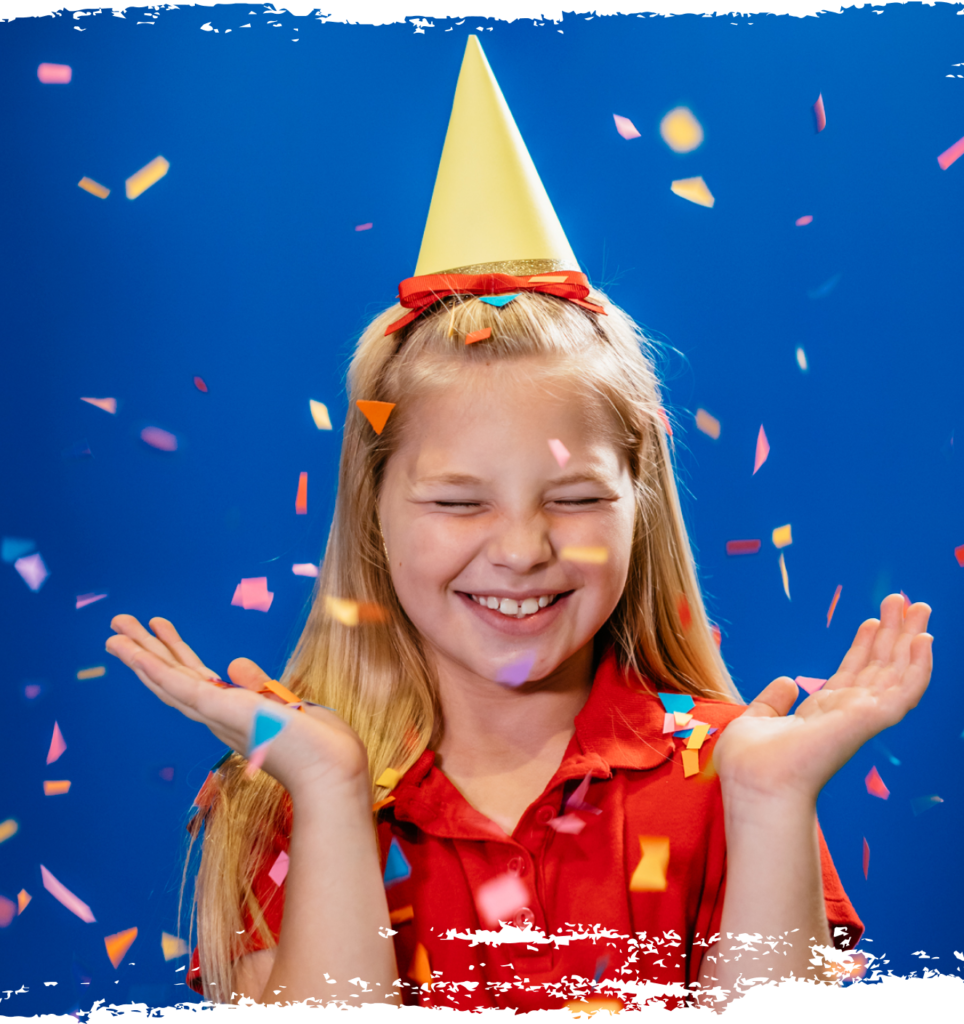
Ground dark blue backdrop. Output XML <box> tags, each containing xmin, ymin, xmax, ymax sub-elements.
<box><xmin>1</xmin><ymin>5</ymin><xmax>962</xmax><ymax>1012</ymax></box>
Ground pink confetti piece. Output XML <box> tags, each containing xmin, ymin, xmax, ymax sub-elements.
<box><xmin>657</xmin><ymin>408</ymin><xmax>673</xmax><ymax>436</ymax></box>
<box><xmin>496</xmin><ymin>651</ymin><xmax>536</xmax><ymax>687</ymax></box>
<box><xmin>566</xmin><ymin>772</ymin><xmax>601</xmax><ymax>814</ymax></box>
<box><xmin>827</xmin><ymin>584</ymin><xmax>842</xmax><ymax>627</ymax></box>
<box><xmin>795</xmin><ymin>215</ymin><xmax>813</xmax><ymax>227</ymax></box>
<box><xmin>355</xmin><ymin>222</ymin><xmax>373</xmax><ymax>231</ymax></box>
<box><xmin>24</xmin><ymin>684</ymin><xmax>42</xmax><ymax>700</ymax></box>
<box><xmin>231</xmin><ymin>577</ymin><xmax>274</xmax><ymax>612</ymax></box>
<box><xmin>194</xmin><ymin>376</ymin><xmax>208</xmax><ymax>393</ymax></box>
<box><xmin>864</xmin><ymin>766</ymin><xmax>890</xmax><ymax>800</ymax></box>
<box><xmin>548</xmin><ymin>813</ymin><xmax>586</xmax><ymax>835</ymax></box>
<box><xmin>475</xmin><ymin>872</ymin><xmax>529</xmax><ymax>928</ymax></box>
<box><xmin>753</xmin><ymin>425</ymin><xmax>770</xmax><ymax>475</ymax></box>
<box><xmin>862</xmin><ymin>838</ymin><xmax>870</xmax><ymax>879</ymax></box>
<box><xmin>662</xmin><ymin>712</ymin><xmax>677</xmax><ymax>735</ymax></box>
<box><xmin>80</xmin><ymin>397</ymin><xmax>116</xmax><ymax>414</ymax></box>
<box><xmin>15</xmin><ymin>553</ymin><xmax>49</xmax><ymax>592</ymax></box>
<box><xmin>813</xmin><ymin>93</ymin><xmax>827</xmax><ymax>132</ymax></box>
<box><xmin>937</xmin><ymin>134</ymin><xmax>964</xmax><ymax>171</ymax></box>
<box><xmin>795</xmin><ymin>676</ymin><xmax>827</xmax><ymax>695</ymax></box>
<box><xmin>547</xmin><ymin>438</ymin><xmax>570</xmax><ymax>468</ymax></box>
<box><xmin>140</xmin><ymin>426</ymin><xmax>177</xmax><ymax>451</ymax></box>
<box><xmin>47</xmin><ymin>722</ymin><xmax>67</xmax><ymax>765</ymax></box>
<box><xmin>244</xmin><ymin>742</ymin><xmax>270</xmax><ymax>778</ymax></box>
<box><xmin>268</xmin><ymin>850</ymin><xmax>289</xmax><ymax>886</ymax></box>
<box><xmin>76</xmin><ymin>592</ymin><xmax>107</xmax><ymax>609</ymax></box>
<box><xmin>612</xmin><ymin>114</ymin><xmax>641</xmax><ymax>140</ymax></box>
<box><xmin>0</xmin><ymin>895</ymin><xmax>15</xmax><ymax>928</ymax></box>
<box><xmin>292</xmin><ymin>563</ymin><xmax>319</xmax><ymax>577</ymax></box>
<box><xmin>40</xmin><ymin>865</ymin><xmax>95</xmax><ymax>922</ymax></box>
<box><xmin>37</xmin><ymin>63</ymin><xmax>72</xmax><ymax>84</ymax></box>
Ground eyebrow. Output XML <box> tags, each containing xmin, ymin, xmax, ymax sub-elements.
<box><xmin>416</xmin><ymin>471</ymin><xmax>612</xmax><ymax>487</ymax></box>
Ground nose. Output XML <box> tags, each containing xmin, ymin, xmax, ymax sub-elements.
<box><xmin>486</xmin><ymin>510</ymin><xmax>553</xmax><ymax>575</ymax></box>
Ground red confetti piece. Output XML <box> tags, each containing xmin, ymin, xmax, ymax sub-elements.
<box><xmin>657</xmin><ymin>408</ymin><xmax>673</xmax><ymax>436</ymax></box>
<box><xmin>140</xmin><ymin>427</ymin><xmax>177</xmax><ymax>451</ymax></box>
<box><xmin>795</xmin><ymin>215</ymin><xmax>813</xmax><ymax>227</ymax></box>
<box><xmin>37</xmin><ymin>63</ymin><xmax>72</xmax><ymax>84</ymax></box>
<box><xmin>827</xmin><ymin>584</ymin><xmax>842</xmax><ymax>627</ymax></box>
<box><xmin>864</xmin><ymin>766</ymin><xmax>890</xmax><ymax>800</ymax></box>
<box><xmin>937</xmin><ymin>134</ymin><xmax>964</xmax><ymax>171</ymax></box>
<box><xmin>295</xmin><ymin>471</ymin><xmax>307</xmax><ymax>515</ymax></box>
<box><xmin>193</xmin><ymin>376</ymin><xmax>208</xmax><ymax>393</ymax></box>
<box><xmin>613</xmin><ymin>114</ymin><xmax>641</xmax><ymax>140</ymax></box>
<box><xmin>726</xmin><ymin>539</ymin><xmax>761</xmax><ymax>556</ymax></box>
<box><xmin>955</xmin><ymin>544</ymin><xmax>964</xmax><ymax>567</ymax></box>
<box><xmin>355</xmin><ymin>222</ymin><xmax>373</xmax><ymax>231</ymax></box>
<box><xmin>465</xmin><ymin>327</ymin><xmax>492</xmax><ymax>345</ymax></box>
<box><xmin>753</xmin><ymin>425</ymin><xmax>770</xmax><ymax>474</ymax></box>
<box><xmin>709</xmin><ymin>623</ymin><xmax>721</xmax><ymax>648</ymax></box>
<box><xmin>813</xmin><ymin>93</ymin><xmax>827</xmax><ymax>132</ymax></box>
<box><xmin>862</xmin><ymin>838</ymin><xmax>870</xmax><ymax>879</ymax></box>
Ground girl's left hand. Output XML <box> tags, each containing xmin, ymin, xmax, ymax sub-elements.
<box><xmin>712</xmin><ymin>594</ymin><xmax>933</xmax><ymax>803</ymax></box>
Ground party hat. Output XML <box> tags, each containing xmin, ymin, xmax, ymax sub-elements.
<box><xmin>413</xmin><ymin>35</ymin><xmax>579</xmax><ymax>277</ymax></box>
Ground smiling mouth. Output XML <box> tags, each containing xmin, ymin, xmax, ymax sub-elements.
<box><xmin>464</xmin><ymin>592</ymin><xmax>569</xmax><ymax>620</ymax></box>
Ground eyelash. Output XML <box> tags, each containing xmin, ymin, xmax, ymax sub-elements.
<box><xmin>433</xmin><ymin>499</ymin><xmax>602</xmax><ymax>508</ymax></box>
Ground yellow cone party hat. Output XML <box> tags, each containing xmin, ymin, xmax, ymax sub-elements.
<box><xmin>413</xmin><ymin>35</ymin><xmax>579</xmax><ymax>277</ymax></box>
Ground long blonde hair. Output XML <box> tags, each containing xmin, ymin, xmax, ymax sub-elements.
<box><xmin>183</xmin><ymin>288</ymin><xmax>741</xmax><ymax>1001</ymax></box>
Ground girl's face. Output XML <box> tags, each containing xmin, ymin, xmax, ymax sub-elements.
<box><xmin>378</xmin><ymin>358</ymin><xmax>637</xmax><ymax>690</ymax></box>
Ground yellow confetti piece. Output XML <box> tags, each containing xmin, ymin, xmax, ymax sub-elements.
<box><xmin>686</xmin><ymin>723</ymin><xmax>710</xmax><ymax>750</ymax></box>
<box><xmin>0</xmin><ymin>820</ymin><xmax>18</xmax><ymax>844</ymax></box>
<box><xmin>43</xmin><ymin>780</ymin><xmax>71</xmax><ymax>796</ymax></box>
<box><xmin>671</xmin><ymin>176</ymin><xmax>715</xmax><ymax>208</ymax></box>
<box><xmin>17</xmin><ymin>890</ymin><xmax>31</xmax><ymax>914</ymax></box>
<box><xmin>695</xmin><ymin>408</ymin><xmax>720</xmax><ymax>439</ymax></box>
<box><xmin>375</xmin><ymin>767</ymin><xmax>402</xmax><ymax>790</ymax></box>
<box><xmin>408</xmin><ymin>942</ymin><xmax>432</xmax><ymax>989</ymax></box>
<box><xmin>629</xmin><ymin>835</ymin><xmax>670</xmax><ymax>892</ymax></box>
<box><xmin>771</xmin><ymin>524</ymin><xmax>792</xmax><ymax>549</ymax></box>
<box><xmin>105</xmin><ymin>926</ymin><xmax>138</xmax><ymax>969</ymax></box>
<box><xmin>161</xmin><ymin>932</ymin><xmax>188</xmax><ymax>960</ymax></box>
<box><xmin>779</xmin><ymin>552</ymin><xmax>791</xmax><ymax>600</ymax></box>
<box><xmin>660</xmin><ymin>106</ymin><xmax>704</xmax><ymax>153</ymax></box>
<box><xmin>528</xmin><ymin>275</ymin><xmax>568</xmax><ymax>284</ymax></box>
<box><xmin>325</xmin><ymin>595</ymin><xmax>359</xmax><ymax>627</ymax></box>
<box><xmin>560</xmin><ymin>546</ymin><xmax>609</xmax><ymax>565</ymax></box>
<box><xmin>125</xmin><ymin>156</ymin><xmax>169</xmax><ymax>200</ymax></box>
<box><xmin>309</xmin><ymin>400</ymin><xmax>332</xmax><ymax>430</ymax></box>
<box><xmin>78</xmin><ymin>177</ymin><xmax>110</xmax><ymax>199</ymax></box>
<box><xmin>682</xmin><ymin>749</ymin><xmax>700</xmax><ymax>777</ymax></box>
<box><xmin>77</xmin><ymin>666</ymin><xmax>106</xmax><ymax>680</ymax></box>
<box><xmin>673</xmin><ymin>711</ymin><xmax>692</xmax><ymax>729</ymax></box>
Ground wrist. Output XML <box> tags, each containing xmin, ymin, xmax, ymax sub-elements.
<box><xmin>720</xmin><ymin>779</ymin><xmax>818</xmax><ymax>828</ymax></box>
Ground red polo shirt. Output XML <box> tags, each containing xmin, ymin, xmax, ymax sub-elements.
<box><xmin>188</xmin><ymin>651</ymin><xmax>863</xmax><ymax>1009</ymax></box>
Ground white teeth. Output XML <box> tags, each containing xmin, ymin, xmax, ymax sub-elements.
<box><xmin>470</xmin><ymin>594</ymin><xmax>558</xmax><ymax>617</ymax></box>
<box><xmin>520</xmin><ymin>598</ymin><xmax>539</xmax><ymax>615</ymax></box>
<box><xmin>486</xmin><ymin>596</ymin><xmax>499</xmax><ymax>610</ymax></box>
<box><xmin>538</xmin><ymin>595</ymin><xmax>550</xmax><ymax>608</ymax></box>
<box><xmin>499</xmin><ymin>598</ymin><xmax>519</xmax><ymax>616</ymax></box>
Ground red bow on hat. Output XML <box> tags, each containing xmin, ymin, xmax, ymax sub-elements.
<box><xmin>384</xmin><ymin>270</ymin><xmax>606</xmax><ymax>336</ymax></box>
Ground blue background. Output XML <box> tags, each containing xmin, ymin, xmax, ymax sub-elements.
<box><xmin>0</xmin><ymin>4</ymin><xmax>962</xmax><ymax>1012</ymax></box>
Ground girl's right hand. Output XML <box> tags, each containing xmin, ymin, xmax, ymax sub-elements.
<box><xmin>105</xmin><ymin>615</ymin><xmax>370</xmax><ymax>800</ymax></box>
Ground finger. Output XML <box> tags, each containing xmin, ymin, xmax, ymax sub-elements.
<box><xmin>106</xmin><ymin>634</ymin><xmax>207</xmax><ymax>718</ymax></box>
<box><xmin>741</xmin><ymin>676</ymin><xmax>798</xmax><ymax>718</ymax></box>
<box><xmin>110</xmin><ymin>614</ymin><xmax>182</xmax><ymax>669</ymax></box>
<box><xmin>877</xmin><ymin>633</ymin><xmax>933</xmax><ymax>726</ymax></box>
<box><xmin>866</xmin><ymin>595</ymin><xmax>907</xmax><ymax>667</ymax></box>
<box><xmin>149</xmin><ymin>617</ymin><xmax>221</xmax><ymax>680</ymax></box>
<box><xmin>827</xmin><ymin>619</ymin><xmax>879</xmax><ymax>688</ymax></box>
<box><xmin>901</xmin><ymin>602</ymin><xmax>932</xmax><ymax>637</ymax></box>
<box><xmin>227</xmin><ymin>657</ymin><xmax>275</xmax><ymax>692</ymax></box>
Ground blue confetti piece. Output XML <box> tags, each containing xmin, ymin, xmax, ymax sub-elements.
<box><xmin>673</xmin><ymin>725</ymin><xmax>717</xmax><ymax>739</ymax></box>
<box><xmin>383</xmin><ymin>837</ymin><xmax>411</xmax><ymax>888</ymax></box>
<box><xmin>478</xmin><ymin>293</ymin><xmax>520</xmax><ymax>307</ymax></box>
<box><xmin>657</xmin><ymin>692</ymin><xmax>695</xmax><ymax>715</ymax></box>
<box><xmin>2</xmin><ymin>537</ymin><xmax>35</xmax><ymax>564</ymax></box>
<box><xmin>251</xmin><ymin>706</ymin><xmax>288</xmax><ymax>751</ymax></box>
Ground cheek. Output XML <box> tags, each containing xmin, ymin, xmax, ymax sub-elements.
<box><xmin>390</xmin><ymin>518</ymin><xmax>477</xmax><ymax>595</ymax></box>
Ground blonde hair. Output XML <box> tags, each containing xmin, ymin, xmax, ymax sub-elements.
<box><xmin>183</xmin><ymin>288</ymin><xmax>742</xmax><ymax>1001</ymax></box>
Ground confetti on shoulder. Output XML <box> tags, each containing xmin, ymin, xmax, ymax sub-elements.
<box><xmin>78</xmin><ymin>178</ymin><xmax>109</xmax><ymax>199</ymax></box>
<box><xmin>375</xmin><ymin>767</ymin><xmax>402</xmax><ymax>790</ymax></box>
<box><xmin>356</xmin><ymin>400</ymin><xmax>395</xmax><ymax>435</ymax></box>
<box><xmin>671</xmin><ymin>176</ymin><xmax>714</xmax><ymax>208</ymax></box>
<box><xmin>629</xmin><ymin>836</ymin><xmax>670</xmax><ymax>891</ymax></box>
<box><xmin>560</xmin><ymin>546</ymin><xmax>608</xmax><ymax>564</ymax></box>
<box><xmin>465</xmin><ymin>327</ymin><xmax>492</xmax><ymax>345</ymax></box>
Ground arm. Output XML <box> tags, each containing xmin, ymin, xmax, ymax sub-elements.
<box><xmin>699</xmin><ymin>594</ymin><xmax>933</xmax><ymax>997</ymax></box>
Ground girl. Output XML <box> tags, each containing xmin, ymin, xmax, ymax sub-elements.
<box><xmin>104</xmin><ymin>38</ymin><xmax>932</xmax><ymax>1013</ymax></box>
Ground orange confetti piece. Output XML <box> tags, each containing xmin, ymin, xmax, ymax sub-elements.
<box><xmin>813</xmin><ymin>93</ymin><xmax>827</xmax><ymax>132</ymax></box>
<box><xmin>629</xmin><ymin>836</ymin><xmax>670</xmax><ymax>891</ymax></box>
<box><xmin>38</xmin><ymin>63</ymin><xmax>72</xmax><ymax>84</ymax></box>
<box><xmin>356</xmin><ymin>400</ymin><xmax>395</xmax><ymax>435</ymax></box>
<box><xmin>372</xmin><ymin>795</ymin><xmax>396</xmax><ymax>812</ymax></box>
<box><xmin>465</xmin><ymin>327</ymin><xmax>492</xmax><ymax>345</ymax></box>
<box><xmin>76</xmin><ymin>666</ymin><xmax>106</xmax><ymax>680</ymax></box>
<box><xmin>686</xmin><ymin>723</ymin><xmax>710</xmax><ymax>750</ymax></box>
<box><xmin>900</xmin><ymin>590</ymin><xmax>911</xmax><ymax>613</ymax></box>
<box><xmin>261</xmin><ymin>679</ymin><xmax>301</xmax><ymax>704</ymax></box>
<box><xmin>938</xmin><ymin>134</ymin><xmax>964</xmax><ymax>171</ymax></box>
<box><xmin>613</xmin><ymin>113</ymin><xmax>641</xmax><ymax>140</ymax></box>
<box><xmin>955</xmin><ymin>545</ymin><xmax>964</xmax><ymax>567</ymax></box>
<box><xmin>753</xmin><ymin>425</ymin><xmax>770</xmax><ymax>474</ymax></box>
<box><xmin>390</xmin><ymin>904</ymin><xmax>414</xmax><ymax>925</ymax></box>
<box><xmin>44</xmin><ymin>780</ymin><xmax>71</xmax><ymax>796</ymax></box>
<box><xmin>80</xmin><ymin>397</ymin><xmax>116</xmax><ymax>414</ymax></box>
<box><xmin>408</xmin><ymin>942</ymin><xmax>432</xmax><ymax>988</ymax></box>
<box><xmin>865</xmin><ymin>766</ymin><xmax>890</xmax><ymax>800</ymax></box>
<box><xmin>295</xmin><ymin>471</ymin><xmax>307</xmax><ymax>515</ymax></box>
<box><xmin>78</xmin><ymin>177</ymin><xmax>110</xmax><ymax>199</ymax></box>
<box><xmin>566</xmin><ymin>997</ymin><xmax>624</xmax><ymax>1015</ymax></box>
<box><xmin>17</xmin><ymin>890</ymin><xmax>31</xmax><ymax>914</ymax></box>
<box><xmin>771</xmin><ymin>524</ymin><xmax>792</xmax><ymax>549</ymax></box>
<box><xmin>676</xmin><ymin>593</ymin><xmax>692</xmax><ymax>631</ymax></box>
<box><xmin>779</xmin><ymin>552</ymin><xmax>790</xmax><ymax>600</ymax></box>
<box><xmin>560</xmin><ymin>546</ymin><xmax>608</xmax><ymax>564</ymax></box>
<box><xmin>695</xmin><ymin>408</ymin><xmax>720</xmax><ymax>439</ymax></box>
<box><xmin>47</xmin><ymin>721</ymin><xmax>67</xmax><ymax>764</ymax></box>
<box><xmin>0</xmin><ymin>896</ymin><xmax>14</xmax><ymax>928</ymax></box>
<box><xmin>826</xmin><ymin>584</ymin><xmax>842</xmax><ymax>627</ymax></box>
<box><xmin>161</xmin><ymin>932</ymin><xmax>188</xmax><ymax>960</ymax></box>
<box><xmin>0</xmin><ymin>820</ymin><xmax>18</xmax><ymax>844</ymax></box>
<box><xmin>681</xmin><ymin>749</ymin><xmax>700</xmax><ymax>777</ymax></box>
<box><xmin>104</xmin><ymin>926</ymin><xmax>138</xmax><ymax>969</ymax></box>
<box><xmin>125</xmin><ymin>156</ymin><xmax>169</xmax><ymax>200</ymax></box>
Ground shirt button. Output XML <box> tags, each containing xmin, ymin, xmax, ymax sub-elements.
<box><xmin>514</xmin><ymin>907</ymin><xmax>536</xmax><ymax>928</ymax></box>
<box><xmin>535</xmin><ymin>805</ymin><xmax>555</xmax><ymax>825</ymax></box>
<box><xmin>507</xmin><ymin>856</ymin><xmax>525</xmax><ymax>876</ymax></box>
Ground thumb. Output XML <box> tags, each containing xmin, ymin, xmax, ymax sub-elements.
<box><xmin>742</xmin><ymin>676</ymin><xmax>798</xmax><ymax>718</ymax></box>
<box><xmin>227</xmin><ymin>657</ymin><xmax>273</xmax><ymax>692</ymax></box>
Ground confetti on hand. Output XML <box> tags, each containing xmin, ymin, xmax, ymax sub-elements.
<box><xmin>864</xmin><ymin>766</ymin><xmax>890</xmax><ymax>800</ymax></box>
<box><xmin>671</xmin><ymin>176</ymin><xmax>715</xmax><ymax>208</ymax></box>
<box><xmin>547</xmin><ymin>438</ymin><xmax>570</xmax><ymax>467</ymax></box>
<box><xmin>476</xmin><ymin>872</ymin><xmax>529</xmax><ymax>927</ymax></box>
<box><xmin>753</xmin><ymin>425</ymin><xmax>770</xmax><ymax>474</ymax></box>
<box><xmin>695</xmin><ymin>408</ymin><xmax>720</xmax><ymax>439</ymax></box>
<box><xmin>795</xmin><ymin>676</ymin><xmax>827</xmax><ymax>695</ymax></box>
<box><xmin>46</xmin><ymin>722</ymin><xmax>67</xmax><ymax>764</ymax></box>
<box><xmin>612</xmin><ymin>114</ymin><xmax>641</xmax><ymax>140</ymax></box>
<box><xmin>231</xmin><ymin>577</ymin><xmax>274</xmax><ymax>612</ymax></box>
<box><xmin>41</xmin><ymin>865</ymin><xmax>96</xmax><ymax>922</ymax></box>
<box><xmin>309</xmin><ymin>400</ymin><xmax>332</xmax><ymax>430</ymax></box>
<box><xmin>245</xmin><ymin>704</ymin><xmax>289</xmax><ymax>777</ymax></box>
<box><xmin>80</xmin><ymin>397</ymin><xmax>116</xmax><ymax>414</ymax></box>
<box><xmin>660</xmin><ymin>106</ymin><xmax>703</xmax><ymax>152</ymax></box>
<box><xmin>104</xmin><ymin>927</ymin><xmax>138</xmax><ymax>968</ymax></box>
<box><xmin>356</xmin><ymin>400</ymin><xmax>395</xmax><ymax>434</ymax></box>
<box><xmin>629</xmin><ymin>836</ymin><xmax>670</xmax><ymax>891</ymax></box>
<box><xmin>126</xmin><ymin>156</ymin><xmax>169</xmax><ymax>200</ymax></box>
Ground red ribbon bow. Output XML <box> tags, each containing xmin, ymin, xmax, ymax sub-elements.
<box><xmin>384</xmin><ymin>270</ymin><xmax>606</xmax><ymax>336</ymax></box>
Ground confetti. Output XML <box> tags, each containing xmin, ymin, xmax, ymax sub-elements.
<box><xmin>292</xmin><ymin>563</ymin><xmax>319</xmax><ymax>577</ymax></box>
<box><xmin>47</xmin><ymin>722</ymin><xmax>67</xmax><ymax>764</ymax></box>
<box><xmin>325</xmin><ymin>596</ymin><xmax>359</xmax><ymax>626</ymax></box>
<box><xmin>566</xmin><ymin>997</ymin><xmax>625</xmax><ymax>1014</ymax></box>
<box><xmin>682</xmin><ymin>749</ymin><xmax>700</xmax><ymax>777</ymax></box>
<box><xmin>686</xmin><ymin>723</ymin><xmax>710</xmax><ymax>750</ymax></box>
<box><xmin>15</xmin><ymin>553</ymin><xmax>49</xmax><ymax>592</ymax></box>
<box><xmin>158</xmin><ymin>766</ymin><xmax>174</xmax><ymax>782</ymax></box>
<box><xmin>41</xmin><ymin>865</ymin><xmax>96</xmax><ymax>922</ymax></box>
<box><xmin>384</xmin><ymin>838</ymin><xmax>411</xmax><ymax>888</ymax></box>
<box><xmin>795</xmin><ymin>215</ymin><xmax>814</xmax><ymax>227</ymax></box>
<box><xmin>355</xmin><ymin>222</ymin><xmax>373</xmax><ymax>231</ymax></box>
<box><xmin>864</xmin><ymin>766</ymin><xmax>890</xmax><ymax>800</ymax></box>
<box><xmin>496</xmin><ymin>651</ymin><xmax>536</xmax><ymax>687</ymax></box>
<box><xmin>140</xmin><ymin>426</ymin><xmax>177</xmax><ymax>451</ymax></box>
<box><xmin>657</xmin><ymin>408</ymin><xmax>673</xmax><ymax>436</ymax></box>
<box><xmin>356</xmin><ymin>400</ymin><xmax>395</xmax><ymax>435</ymax></box>
<box><xmin>629</xmin><ymin>836</ymin><xmax>670</xmax><ymax>891</ymax></box>
<box><xmin>813</xmin><ymin>93</ymin><xmax>827</xmax><ymax>132</ymax></box>
<box><xmin>390</xmin><ymin>905</ymin><xmax>414</xmax><ymax>924</ymax></box>
<box><xmin>657</xmin><ymin>693</ymin><xmax>695</xmax><ymax>715</ymax></box>
<box><xmin>827</xmin><ymin>584</ymin><xmax>842</xmax><ymax>627</ymax></box>
<box><xmin>161</xmin><ymin>932</ymin><xmax>188</xmax><ymax>960</ymax></box>
<box><xmin>695</xmin><ymin>408</ymin><xmax>720</xmax><ymax>439</ymax></box>
<box><xmin>911</xmin><ymin>795</ymin><xmax>943</xmax><ymax>816</ymax></box>
<box><xmin>125</xmin><ymin>156</ymin><xmax>169</xmax><ymax>200</ymax></box>
<box><xmin>900</xmin><ymin>590</ymin><xmax>911</xmax><ymax>613</ymax></box>
<box><xmin>796</xmin><ymin>347</ymin><xmax>808</xmax><ymax>371</ymax></box>
<box><xmin>659</xmin><ymin>106</ymin><xmax>704</xmax><ymax>152</ymax></box>
<box><xmin>37</xmin><ymin>63</ymin><xmax>72</xmax><ymax>84</ymax></box>
<box><xmin>2</xmin><ymin>538</ymin><xmax>35</xmax><ymax>563</ymax></box>
<box><xmin>661</xmin><ymin>713</ymin><xmax>677</xmax><ymax>735</ymax></box>
<box><xmin>465</xmin><ymin>327</ymin><xmax>492</xmax><ymax>345</ymax></box>
<box><xmin>375</xmin><ymin>768</ymin><xmax>402</xmax><ymax>790</ymax></box>
<box><xmin>478</xmin><ymin>294</ymin><xmax>519</xmax><ymax>307</ymax></box>
<box><xmin>862</xmin><ymin>839</ymin><xmax>870</xmax><ymax>880</ymax></box>
<box><xmin>726</xmin><ymin>540</ymin><xmax>761</xmax><ymax>556</ymax></box>
<box><xmin>710</xmin><ymin>623</ymin><xmax>722</xmax><ymax>648</ymax></box>
<box><xmin>76</xmin><ymin>666</ymin><xmax>106</xmax><ymax>680</ymax></box>
<box><xmin>0</xmin><ymin>897</ymin><xmax>14</xmax><ymax>928</ymax></box>
<box><xmin>753</xmin><ymin>425</ymin><xmax>770</xmax><ymax>474</ymax></box>
<box><xmin>295</xmin><ymin>472</ymin><xmax>308</xmax><ymax>515</ymax></box>
<box><xmin>476</xmin><ymin>872</ymin><xmax>529</xmax><ymax>927</ymax></box>
<box><xmin>260</xmin><ymin>679</ymin><xmax>301</xmax><ymax>704</ymax></box>
<box><xmin>560</xmin><ymin>546</ymin><xmax>608</xmax><ymax>564</ymax></box>
<box><xmin>408</xmin><ymin>943</ymin><xmax>432</xmax><ymax>988</ymax></box>
<box><xmin>548</xmin><ymin>813</ymin><xmax>586</xmax><ymax>834</ymax></box>
<box><xmin>77</xmin><ymin>177</ymin><xmax>110</xmax><ymax>199</ymax></box>
<box><xmin>0</xmin><ymin>820</ymin><xmax>18</xmax><ymax>844</ymax></box>
<box><xmin>673</xmin><ymin>711</ymin><xmax>693</xmax><ymax>730</ymax></box>
<box><xmin>44</xmin><ymin>781</ymin><xmax>71</xmax><ymax>796</ymax></box>
<box><xmin>62</xmin><ymin>439</ymin><xmax>92</xmax><ymax>459</ymax></box>
<box><xmin>309</xmin><ymin>400</ymin><xmax>332</xmax><ymax>430</ymax></box>
<box><xmin>771</xmin><ymin>524</ymin><xmax>792</xmax><ymax>549</ymax></box>
<box><xmin>104</xmin><ymin>927</ymin><xmax>138</xmax><ymax>969</ymax></box>
<box><xmin>17</xmin><ymin>890</ymin><xmax>31</xmax><ymax>915</ymax></box>
<box><xmin>796</xmin><ymin>676</ymin><xmax>827</xmax><ymax>695</ymax></box>
<box><xmin>547</xmin><ymin>438</ymin><xmax>571</xmax><ymax>467</ymax></box>
<box><xmin>245</xmin><ymin>706</ymin><xmax>288</xmax><ymax>777</ymax></box>
<box><xmin>76</xmin><ymin>593</ymin><xmax>107</xmax><ymax>610</ymax></box>
<box><xmin>938</xmin><ymin>134</ymin><xmax>964</xmax><ymax>171</ymax></box>
<box><xmin>670</xmin><ymin>176</ymin><xmax>715</xmax><ymax>208</ymax></box>
<box><xmin>677</xmin><ymin>593</ymin><xmax>692</xmax><ymax>631</ymax></box>
<box><xmin>194</xmin><ymin>377</ymin><xmax>208</xmax><ymax>393</ymax></box>
<box><xmin>955</xmin><ymin>545</ymin><xmax>964</xmax><ymax>567</ymax></box>
<box><xmin>231</xmin><ymin>577</ymin><xmax>274</xmax><ymax>612</ymax></box>
<box><xmin>268</xmin><ymin>850</ymin><xmax>289</xmax><ymax>886</ymax></box>
<box><xmin>808</xmin><ymin>273</ymin><xmax>841</xmax><ymax>300</ymax></box>
<box><xmin>779</xmin><ymin>552</ymin><xmax>790</xmax><ymax>599</ymax></box>
<box><xmin>566</xmin><ymin>773</ymin><xmax>601</xmax><ymax>815</ymax></box>
<box><xmin>24</xmin><ymin>683</ymin><xmax>42</xmax><ymax>700</ymax></box>
<box><xmin>80</xmin><ymin>397</ymin><xmax>117</xmax><ymax>415</ymax></box>
<box><xmin>612</xmin><ymin>114</ymin><xmax>641</xmax><ymax>140</ymax></box>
